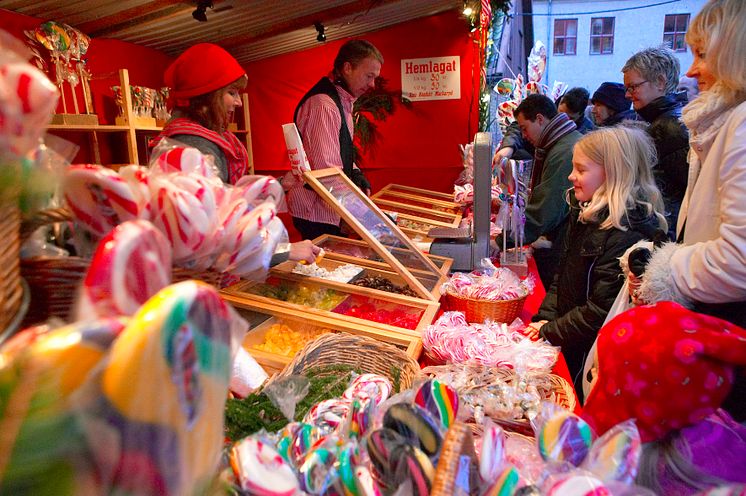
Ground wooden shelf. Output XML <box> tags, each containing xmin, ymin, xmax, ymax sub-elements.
<box><xmin>45</xmin><ymin>68</ymin><xmax>254</xmax><ymax>172</ymax></box>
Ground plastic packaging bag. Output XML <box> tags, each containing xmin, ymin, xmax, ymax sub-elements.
<box><xmin>263</xmin><ymin>375</ymin><xmax>311</xmax><ymax>421</ymax></box>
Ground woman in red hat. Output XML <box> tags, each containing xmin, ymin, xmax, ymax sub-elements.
<box><xmin>154</xmin><ymin>43</ymin><xmax>320</xmax><ymax>263</ymax></box>
<box><xmin>156</xmin><ymin>42</ymin><xmax>249</xmax><ymax>185</ymax></box>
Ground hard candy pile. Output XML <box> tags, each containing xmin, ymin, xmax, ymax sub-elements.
<box><xmin>292</xmin><ymin>262</ymin><xmax>364</xmax><ymax>283</ymax></box>
<box><xmin>352</xmin><ymin>275</ymin><xmax>419</xmax><ymax>297</ymax></box>
<box><xmin>252</xmin><ymin>322</ymin><xmax>333</xmax><ymax>357</ymax></box>
<box><xmin>332</xmin><ymin>295</ymin><xmax>423</xmax><ymax>330</ymax></box>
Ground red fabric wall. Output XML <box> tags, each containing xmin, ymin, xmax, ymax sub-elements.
<box><xmin>245</xmin><ymin>10</ymin><xmax>479</xmax><ymax>194</ymax></box>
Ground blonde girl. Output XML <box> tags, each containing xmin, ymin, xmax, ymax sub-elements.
<box><xmin>528</xmin><ymin>125</ymin><xmax>666</xmax><ymax>398</ymax></box>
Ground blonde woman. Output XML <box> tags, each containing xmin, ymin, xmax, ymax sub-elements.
<box><xmin>625</xmin><ymin>0</ymin><xmax>746</xmax><ymax>422</ymax></box>
<box><xmin>526</xmin><ymin>125</ymin><xmax>666</xmax><ymax>398</ymax></box>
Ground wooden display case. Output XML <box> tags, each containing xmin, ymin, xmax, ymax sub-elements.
<box><xmin>302</xmin><ymin>168</ymin><xmax>447</xmax><ymax>302</ymax></box>
<box><xmin>222</xmin><ymin>272</ymin><xmax>440</xmax><ymax>338</ymax></box>
<box><xmin>375</xmin><ymin>183</ymin><xmax>461</xmax><ymax>205</ymax></box>
<box><xmin>373</xmin><ymin>198</ymin><xmax>462</xmax><ymax>226</ymax></box>
<box><xmin>46</xmin><ymin>69</ymin><xmax>255</xmax><ymax>171</ymax></box>
<box><xmin>313</xmin><ymin>234</ymin><xmax>453</xmax><ymax>276</ymax></box>
<box><xmin>233</xmin><ymin>306</ymin><xmax>422</xmax><ymax>375</ymax></box>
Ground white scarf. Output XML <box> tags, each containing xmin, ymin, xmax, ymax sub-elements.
<box><xmin>682</xmin><ymin>83</ymin><xmax>745</xmax><ymax>149</ymax></box>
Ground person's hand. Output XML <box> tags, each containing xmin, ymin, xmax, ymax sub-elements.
<box><xmin>524</xmin><ymin>320</ymin><xmax>548</xmax><ymax>340</ymax></box>
<box><xmin>492</xmin><ymin>146</ymin><xmax>514</xmax><ymax>165</ymax></box>
<box><xmin>364</xmin><ymin>187</ymin><xmax>371</xmax><ymax>196</ymax></box>
<box><xmin>627</xmin><ymin>273</ymin><xmax>647</xmax><ymax>306</ymax></box>
<box><xmin>288</xmin><ymin>240</ymin><xmax>321</xmax><ymax>264</ymax></box>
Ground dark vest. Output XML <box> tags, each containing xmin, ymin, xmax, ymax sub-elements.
<box><xmin>294</xmin><ymin>77</ymin><xmax>354</xmax><ymax>178</ymax></box>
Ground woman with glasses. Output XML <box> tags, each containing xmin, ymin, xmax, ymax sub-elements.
<box><xmin>622</xmin><ymin>47</ymin><xmax>690</xmax><ymax>239</ymax></box>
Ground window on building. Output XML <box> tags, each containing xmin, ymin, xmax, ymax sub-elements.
<box><xmin>664</xmin><ymin>14</ymin><xmax>690</xmax><ymax>52</ymax></box>
<box><xmin>554</xmin><ymin>19</ymin><xmax>578</xmax><ymax>55</ymax></box>
<box><xmin>590</xmin><ymin>17</ymin><xmax>615</xmax><ymax>54</ymax></box>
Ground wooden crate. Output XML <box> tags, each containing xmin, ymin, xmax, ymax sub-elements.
<box><xmin>222</xmin><ymin>272</ymin><xmax>440</xmax><ymax>338</ymax></box>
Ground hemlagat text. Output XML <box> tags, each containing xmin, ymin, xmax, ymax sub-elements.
<box><xmin>401</xmin><ymin>56</ymin><xmax>461</xmax><ymax>102</ymax></box>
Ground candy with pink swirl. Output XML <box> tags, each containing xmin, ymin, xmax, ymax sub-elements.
<box><xmin>151</xmin><ymin>146</ymin><xmax>213</xmax><ymax>177</ymax></box>
<box><xmin>0</xmin><ymin>58</ymin><xmax>59</xmax><ymax>158</ymax></box>
<box><xmin>234</xmin><ymin>175</ymin><xmax>285</xmax><ymax>208</ymax></box>
<box><xmin>298</xmin><ymin>445</ymin><xmax>337</xmax><ymax>494</ymax></box>
<box><xmin>118</xmin><ymin>165</ymin><xmax>153</xmax><ymax>219</ymax></box>
<box><xmin>343</xmin><ymin>374</ymin><xmax>392</xmax><ymax>406</ymax></box>
<box><xmin>479</xmin><ymin>421</ymin><xmax>507</xmax><ymax>483</ymax></box>
<box><xmin>63</xmin><ymin>164</ymin><xmax>140</xmax><ymax>237</ymax></box>
<box><xmin>80</xmin><ymin>220</ymin><xmax>171</xmax><ymax>318</ymax></box>
<box><xmin>355</xmin><ymin>466</ymin><xmax>383</xmax><ymax>496</ymax></box>
<box><xmin>231</xmin><ymin>437</ymin><xmax>299</xmax><ymax>496</ymax></box>
<box><xmin>303</xmin><ymin>399</ymin><xmax>351</xmax><ymax>435</ymax></box>
<box><xmin>149</xmin><ymin>176</ymin><xmax>211</xmax><ymax>263</ymax></box>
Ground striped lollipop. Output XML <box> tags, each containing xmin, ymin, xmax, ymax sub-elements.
<box><xmin>538</xmin><ymin>411</ymin><xmax>593</xmax><ymax>467</ymax></box>
<box><xmin>413</xmin><ymin>379</ymin><xmax>459</xmax><ymax>429</ymax></box>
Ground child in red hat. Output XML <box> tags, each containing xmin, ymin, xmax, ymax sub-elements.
<box><xmin>583</xmin><ymin>302</ymin><xmax>746</xmax><ymax>494</ymax></box>
<box><xmin>154</xmin><ymin>43</ymin><xmax>249</xmax><ymax>185</ymax></box>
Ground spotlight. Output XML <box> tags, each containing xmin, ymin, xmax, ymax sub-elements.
<box><xmin>192</xmin><ymin>1</ymin><xmax>213</xmax><ymax>22</ymax></box>
<box><xmin>463</xmin><ymin>6</ymin><xmax>473</xmax><ymax>15</ymax></box>
<box><xmin>314</xmin><ymin>22</ymin><xmax>326</xmax><ymax>42</ymax></box>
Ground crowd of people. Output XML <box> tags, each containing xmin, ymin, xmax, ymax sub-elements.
<box><xmin>511</xmin><ymin>0</ymin><xmax>746</xmax><ymax>492</ymax></box>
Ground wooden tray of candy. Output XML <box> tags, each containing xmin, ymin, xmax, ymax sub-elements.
<box><xmin>271</xmin><ymin>256</ymin><xmax>449</xmax><ymax>301</ymax></box>
<box><xmin>233</xmin><ymin>303</ymin><xmax>423</xmax><ymax>375</ymax></box>
<box><xmin>221</xmin><ymin>272</ymin><xmax>440</xmax><ymax>338</ymax></box>
<box><xmin>312</xmin><ymin>234</ymin><xmax>454</xmax><ymax>276</ymax></box>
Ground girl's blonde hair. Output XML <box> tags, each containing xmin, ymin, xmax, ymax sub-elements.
<box><xmin>573</xmin><ymin>125</ymin><xmax>667</xmax><ymax>232</ymax></box>
<box><xmin>685</xmin><ymin>0</ymin><xmax>746</xmax><ymax>95</ymax></box>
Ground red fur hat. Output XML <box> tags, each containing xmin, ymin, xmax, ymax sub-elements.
<box><xmin>582</xmin><ymin>302</ymin><xmax>746</xmax><ymax>443</ymax></box>
<box><xmin>164</xmin><ymin>43</ymin><xmax>245</xmax><ymax>101</ymax></box>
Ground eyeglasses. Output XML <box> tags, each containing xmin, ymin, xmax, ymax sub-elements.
<box><xmin>625</xmin><ymin>80</ymin><xmax>649</xmax><ymax>94</ymax></box>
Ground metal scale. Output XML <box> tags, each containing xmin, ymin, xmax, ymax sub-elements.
<box><xmin>428</xmin><ymin>132</ymin><xmax>492</xmax><ymax>271</ymax></box>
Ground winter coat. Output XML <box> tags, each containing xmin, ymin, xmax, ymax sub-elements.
<box><xmin>637</xmin><ymin>95</ymin><xmax>690</xmax><ymax>239</ymax></box>
<box><xmin>639</xmin><ymin>98</ymin><xmax>746</xmax><ymax>328</ymax></box>
<box><xmin>535</xmin><ymin>200</ymin><xmax>661</xmax><ymax>394</ymax></box>
<box><xmin>574</xmin><ymin>115</ymin><xmax>595</xmax><ymax>135</ymax></box>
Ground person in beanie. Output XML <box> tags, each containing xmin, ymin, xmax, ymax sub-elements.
<box><xmin>623</xmin><ymin>46</ymin><xmax>690</xmax><ymax>239</ymax></box>
<box><xmin>590</xmin><ymin>82</ymin><xmax>637</xmax><ymax>126</ymax></box>
<box><xmin>154</xmin><ymin>43</ymin><xmax>320</xmax><ymax>264</ymax></box>
<box><xmin>155</xmin><ymin>43</ymin><xmax>249</xmax><ymax>185</ymax></box>
<box><xmin>286</xmin><ymin>39</ymin><xmax>383</xmax><ymax>240</ymax></box>
<box><xmin>507</xmin><ymin>94</ymin><xmax>581</xmax><ymax>288</ymax></box>
<box><xmin>558</xmin><ymin>87</ymin><xmax>595</xmax><ymax>134</ymax></box>
<box><xmin>582</xmin><ymin>302</ymin><xmax>746</xmax><ymax>495</ymax></box>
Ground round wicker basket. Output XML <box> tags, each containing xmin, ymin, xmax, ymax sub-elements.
<box><xmin>0</xmin><ymin>202</ymin><xmax>23</xmax><ymax>335</ymax></box>
<box><xmin>19</xmin><ymin>207</ymin><xmax>224</xmax><ymax>327</ymax></box>
<box><xmin>271</xmin><ymin>332</ymin><xmax>420</xmax><ymax>393</ymax></box>
<box><xmin>442</xmin><ymin>289</ymin><xmax>528</xmax><ymax>324</ymax></box>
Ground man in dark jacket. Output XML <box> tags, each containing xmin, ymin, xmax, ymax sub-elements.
<box><xmin>590</xmin><ymin>82</ymin><xmax>637</xmax><ymax>126</ymax></box>
<box><xmin>623</xmin><ymin>47</ymin><xmax>690</xmax><ymax>239</ymax></box>
<box><xmin>507</xmin><ymin>94</ymin><xmax>581</xmax><ymax>288</ymax></box>
<box><xmin>558</xmin><ymin>87</ymin><xmax>595</xmax><ymax>134</ymax></box>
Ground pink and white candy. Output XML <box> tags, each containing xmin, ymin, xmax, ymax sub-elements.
<box><xmin>355</xmin><ymin>466</ymin><xmax>383</xmax><ymax>496</ymax></box>
<box><xmin>480</xmin><ymin>422</ymin><xmax>507</xmax><ymax>483</ymax></box>
<box><xmin>79</xmin><ymin>220</ymin><xmax>171</xmax><ymax>318</ymax></box>
<box><xmin>343</xmin><ymin>374</ymin><xmax>392</xmax><ymax>406</ymax></box>
<box><xmin>118</xmin><ymin>165</ymin><xmax>153</xmax><ymax>219</ymax></box>
<box><xmin>63</xmin><ymin>164</ymin><xmax>140</xmax><ymax>237</ymax></box>
<box><xmin>151</xmin><ymin>146</ymin><xmax>213</xmax><ymax>177</ymax></box>
<box><xmin>0</xmin><ymin>59</ymin><xmax>58</xmax><ymax>158</ymax></box>
<box><xmin>231</xmin><ymin>437</ymin><xmax>299</xmax><ymax>496</ymax></box>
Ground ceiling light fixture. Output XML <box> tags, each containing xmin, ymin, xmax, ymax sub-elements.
<box><xmin>192</xmin><ymin>1</ymin><xmax>213</xmax><ymax>22</ymax></box>
<box><xmin>314</xmin><ymin>22</ymin><xmax>326</xmax><ymax>43</ymax></box>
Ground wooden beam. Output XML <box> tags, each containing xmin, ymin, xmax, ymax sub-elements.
<box><xmin>219</xmin><ymin>0</ymin><xmax>400</xmax><ymax>48</ymax></box>
<box><xmin>77</xmin><ymin>1</ymin><xmax>191</xmax><ymax>37</ymax></box>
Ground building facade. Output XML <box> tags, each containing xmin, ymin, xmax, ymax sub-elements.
<box><xmin>532</xmin><ymin>0</ymin><xmax>708</xmax><ymax>92</ymax></box>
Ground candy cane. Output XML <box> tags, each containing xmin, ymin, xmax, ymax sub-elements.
<box><xmin>63</xmin><ymin>164</ymin><xmax>140</xmax><ymax>237</ymax></box>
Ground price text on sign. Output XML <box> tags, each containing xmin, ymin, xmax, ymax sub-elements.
<box><xmin>401</xmin><ymin>56</ymin><xmax>461</xmax><ymax>101</ymax></box>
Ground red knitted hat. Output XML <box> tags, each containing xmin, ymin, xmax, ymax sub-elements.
<box><xmin>164</xmin><ymin>43</ymin><xmax>245</xmax><ymax>101</ymax></box>
<box><xmin>582</xmin><ymin>302</ymin><xmax>746</xmax><ymax>443</ymax></box>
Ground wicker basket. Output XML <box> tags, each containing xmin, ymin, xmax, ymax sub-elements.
<box><xmin>19</xmin><ymin>207</ymin><xmax>224</xmax><ymax>327</ymax></box>
<box><xmin>442</xmin><ymin>289</ymin><xmax>527</xmax><ymax>324</ymax></box>
<box><xmin>0</xmin><ymin>202</ymin><xmax>23</xmax><ymax>335</ymax></box>
<box><xmin>271</xmin><ymin>332</ymin><xmax>420</xmax><ymax>392</ymax></box>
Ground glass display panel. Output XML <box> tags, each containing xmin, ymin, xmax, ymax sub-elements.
<box><xmin>376</xmin><ymin>193</ymin><xmax>459</xmax><ymax>213</ymax></box>
<box><xmin>387</xmin><ymin>184</ymin><xmax>454</xmax><ymax>201</ymax></box>
<box><xmin>378</xmin><ymin>205</ymin><xmax>456</xmax><ymax>223</ymax></box>
<box><xmin>316</xmin><ymin>175</ymin><xmax>440</xmax><ymax>282</ymax></box>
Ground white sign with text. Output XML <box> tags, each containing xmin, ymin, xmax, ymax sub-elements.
<box><xmin>401</xmin><ymin>56</ymin><xmax>461</xmax><ymax>101</ymax></box>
